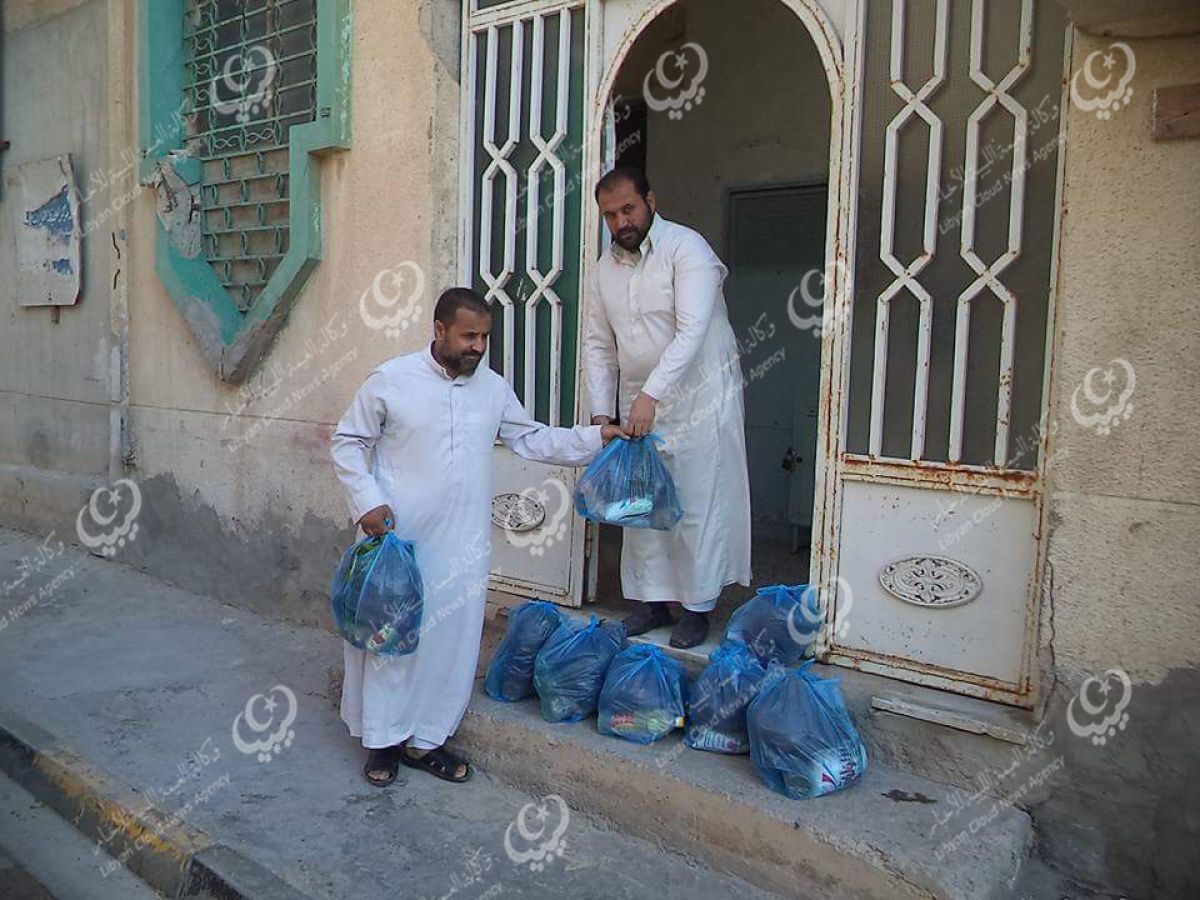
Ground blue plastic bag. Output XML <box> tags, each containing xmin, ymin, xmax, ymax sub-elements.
<box><xmin>747</xmin><ymin>662</ymin><xmax>867</xmax><ymax>799</ymax></box>
<box><xmin>685</xmin><ymin>641</ymin><xmax>769</xmax><ymax>754</ymax></box>
<box><xmin>598</xmin><ymin>645</ymin><xmax>689</xmax><ymax>744</ymax></box>
<box><xmin>725</xmin><ymin>584</ymin><xmax>823</xmax><ymax>666</ymax></box>
<box><xmin>485</xmin><ymin>600</ymin><xmax>565</xmax><ymax>702</ymax></box>
<box><xmin>573</xmin><ymin>434</ymin><xmax>683</xmax><ymax>530</ymax></box>
<box><xmin>330</xmin><ymin>533</ymin><xmax>424</xmax><ymax>657</ymax></box>
<box><xmin>533</xmin><ymin>616</ymin><xmax>627</xmax><ymax>723</ymax></box>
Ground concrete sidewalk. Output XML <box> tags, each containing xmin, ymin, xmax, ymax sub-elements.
<box><xmin>0</xmin><ymin>527</ymin><xmax>779</xmax><ymax>900</ymax></box>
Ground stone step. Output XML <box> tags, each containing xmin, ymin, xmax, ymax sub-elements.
<box><xmin>455</xmin><ymin>681</ymin><xmax>1033</xmax><ymax>900</ymax></box>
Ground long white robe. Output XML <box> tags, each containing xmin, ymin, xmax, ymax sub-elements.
<box><xmin>331</xmin><ymin>345</ymin><xmax>601</xmax><ymax>749</ymax></box>
<box><xmin>584</xmin><ymin>214</ymin><xmax>752</xmax><ymax>612</ymax></box>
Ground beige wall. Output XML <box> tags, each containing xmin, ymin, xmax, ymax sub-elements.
<box><xmin>1044</xmin><ymin>29</ymin><xmax>1200</xmax><ymax>683</ymax></box>
<box><xmin>124</xmin><ymin>0</ymin><xmax>461</xmax><ymax>534</ymax></box>
<box><xmin>0</xmin><ymin>0</ymin><xmax>111</xmax><ymax>476</ymax></box>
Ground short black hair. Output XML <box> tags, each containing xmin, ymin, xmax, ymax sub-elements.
<box><xmin>434</xmin><ymin>287</ymin><xmax>491</xmax><ymax>326</ymax></box>
<box><xmin>594</xmin><ymin>166</ymin><xmax>651</xmax><ymax>202</ymax></box>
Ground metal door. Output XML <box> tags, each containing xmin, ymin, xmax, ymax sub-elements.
<box><xmin>822</xmin><ymin>0</ymin><xmax>1070</xmax><ymax>706</ymax></box>
<box><xmin>459</xmin><ymin>0</ymin><xmax>592</xmax><ymax>605</ymax></box>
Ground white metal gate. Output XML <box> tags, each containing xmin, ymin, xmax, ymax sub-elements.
<box><xmin>459</xmin><ymin>0</ymin><xmax>592</xmax><ymax>605</ymax></box>
<box><xmin>821</xmin><ymin>0</ymin><xmax>1070</xmax><ymax>706</ymax></box>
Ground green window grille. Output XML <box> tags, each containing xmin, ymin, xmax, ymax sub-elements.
<box><xmin>183</xmin><ymin>0</ymin><xmax>319</xmax><ymax>311</ymax></box>
<box><xmin>139</xmin><ymin>0</ymin><xmax>351</xmax><ymax>382</ymax></box>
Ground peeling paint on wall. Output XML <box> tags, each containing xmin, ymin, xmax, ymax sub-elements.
<box><xmin>5</xmin><ymin>154</ymin><xmax>82</xmax><ymax>307</ymax></box>
<box><xmin>152</xmin><ymin>159</ymin><xmax>202</xmax><ymax>259</ymax></box>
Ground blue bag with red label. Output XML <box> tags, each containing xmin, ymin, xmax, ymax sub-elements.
<box><xmin>746</xmin><ymin>662</ymin><xmax>867</xmax><ymax>799</ymax></box>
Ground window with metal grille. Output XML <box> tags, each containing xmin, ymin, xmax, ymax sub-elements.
<box><xmin>182</xmin><ymin>0</ymin><xmax>318</xmax><ymax>312</ymax></box>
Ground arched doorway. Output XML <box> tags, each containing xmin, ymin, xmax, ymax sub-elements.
<box><xmin>585</xmin><ymin>0</ymin><xmax>848</xmax><ymax>631</ymax></box>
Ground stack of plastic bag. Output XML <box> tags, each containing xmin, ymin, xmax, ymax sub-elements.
<box><xmin>598</xmin><ymin>645</ymin><xmax>689</xmax><ymax>744</ymax></box>
<box><xmin>485</xmin><ymin>600</ymin><xmax>565</xmax><ymax>702</ymax></box>
<box><xmin>330</xmin><ymin>533</ymin><xmax>424</xmax><ymax>657</ymax></box>
<box><xmin>746</xmin><ymin>662</ymin><xmax>867</xmax><ymax>799</ymax></box>
<box><xmin>573</xmin><ymin>434</ymin><xmax>683</xmax><ymax>530</ymax></box>
<box><xmin>725</xmin><ymin>583</ymin><xmax>823</xmax><ymax>666</ymax></box>
<box><xmin>533</xmin><ymin>616</ymin><xmax>627</xmax><ymax>723</ymax></box>
<box><xmin>685</xmin><ymin>641</ymin><xmax>768</xmax><ymax>754</ymax></box>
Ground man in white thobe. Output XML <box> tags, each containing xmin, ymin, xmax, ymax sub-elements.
<box><xmin>584</xmin><ymin>167</ymin><xmax>752</xmax><ymax>649</ymax></box>
<box><xmin>332</xmin><ymin>288</ymin><xmax>624</xmax><ymax>785</ymax></box>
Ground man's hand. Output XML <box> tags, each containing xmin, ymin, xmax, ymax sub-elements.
<box><xmin>626</xmin><ymin>392</ymin><xmax>657</xmax><ymax>437</ymax></box>
<box><xmin>591</xmin><ymin>415</ymin><xmax>613</xmax><ymax>427</ymax></box>
<box><xmin>600</xmin><ymin>423</ymin><xmax>630</xmax><ymax>445</ymax></box>
<box><xmin>358</xmin><ymin>504</ymin><xmax>395</xmax><ymax>537</ymax></box>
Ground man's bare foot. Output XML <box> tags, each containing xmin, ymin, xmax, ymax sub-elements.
<box><xmin>363</xmin><ymin>746</ymin><xmax>402</xmax><ymax>787</ymax></box>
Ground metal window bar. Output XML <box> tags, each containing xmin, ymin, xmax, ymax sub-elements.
<box><xmin>182</xmin><ymin>0</ymin><xmax>317</xmax><ymax>312</ymax></box>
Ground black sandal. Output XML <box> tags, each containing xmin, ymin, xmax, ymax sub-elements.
<box><xmin>363</xmin><ymin>746</ymin><xmax>402</xmax><ymax>787</ymax></box>
<box><xmin>400</xmin><ymin>745</ymin><xmax>472</xmax><ymax>783</ymax></box>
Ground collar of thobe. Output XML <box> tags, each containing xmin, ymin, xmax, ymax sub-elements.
<box><xmin>423</xmin><ymin>342</ymin><xmax>472</xmax><ymax>386</ymax></box>
<box><xmin>610</xmin><ymin>213</ymin><xmax>665</xmax><ymax>266</ymax></box>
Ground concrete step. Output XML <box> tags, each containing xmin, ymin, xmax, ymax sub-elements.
<box><xmin>455</xmin><ymin>682</ymin><xmax>1033</xmax><ymax>900</ymax></box>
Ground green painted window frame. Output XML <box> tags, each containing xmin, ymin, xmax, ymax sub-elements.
<box><xmin>138</xmin><ymin>0</ymin><xmax>351</xmax><ymax>383</ymax></box>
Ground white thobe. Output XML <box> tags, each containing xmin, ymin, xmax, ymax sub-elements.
<box><xmin>331</xmin><ymin>345</ymin><xmax>602</xmax><ymax>749</ymax></box>
<box><xmin>584</xmin><ymin>214</ymin><xmax>752</xmax><ymax>611</ymax></box>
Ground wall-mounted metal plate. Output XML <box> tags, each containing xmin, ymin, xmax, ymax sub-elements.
<box><xmin>879</xmin><ymin>555</ymin><xmax>982</xmax><ymax>609</ymax></box>
<box><xmin>491</xmin><ymin>492</ymin><xmax>546</xmax><ymax>533</ymax></box>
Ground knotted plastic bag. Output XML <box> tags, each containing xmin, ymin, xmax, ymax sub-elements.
<box><xmin>330</xmin><ymin>533</ymin><xmax>424</xmax><ymax>657</ymax></box>
<box><xmin>746</xmin><ymin>662</ymin><xmax>867</xmax><ymax>799</ymax></box>
<box><xmin>573</xmin><ymin>434</ymin><xmax>683</xmax><ymax>530</ymax></box>
<box><xmin>598</xmin><ymin>644</ymin><xmax>689</xmax><ymax>744</ymax></box>
<box><xmin>725</xmin><ymin>583</ymin><xmax>823</xmax><ymax>666</ymax></box>
<box><xmin>533</xmin><ymin>616</ymin><xmax>627</xmax><ymax>723</ymax></box>
<box><xmin>685</xmin><ymin>641</ymin><xmax>768</xmax><ymax>754</ymax></box>
<box><xmin>485</xmin><ymin>600</ymin><xmax>565</xmax><ymax>702</ymax></box>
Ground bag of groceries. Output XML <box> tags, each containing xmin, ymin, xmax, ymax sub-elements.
<box><xmin>747</xmin><ymin>662</ymin><xmax>867</xmax><ymax>799</ymax></box>
<box><xmin>533</xmin><ymin>616</ymin><xmax>627</xmax><ymax>723</ymax></box>
<box><xmin>574</xmin><ymin>434</ymin><xmax>683</xmax><ymax>530</ymax></box>
<box><xmin>725</xmin><ymin>583</ymin><xmax>823</xmax><ymax>666</ymax></box>
<box><xmin>685</xmin><ymin>641</ymin><xmax>768</xmax><ymax>754</ymax></box>
<box><xmin>485</xmin><ymin>600</ymin><xmax>565</xmax><ymax>702</ymax></box>
<box><xmin>598</xmin><ymin>644</ymin><xmax>688</xmax><ymax>744</ymax></box>
<box><xmin>330</xmin><ymin>533</ymin><xmax>424</xmax><ymax>657</ymax></box>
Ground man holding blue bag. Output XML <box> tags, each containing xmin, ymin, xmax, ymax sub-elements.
<box><xmin>332</xmin><ymin>289</ymin><xmax>626</xmax><ymax>786</ymax></box>
<box><xmin>584</xmin><ymin>167</ymin><xmax>752</xmax><ymax>649</ymax></box>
